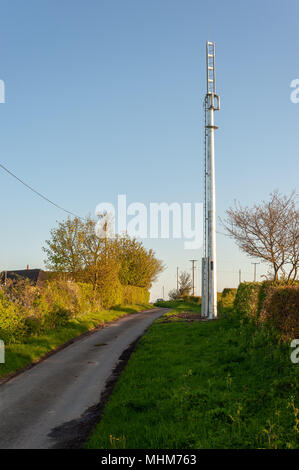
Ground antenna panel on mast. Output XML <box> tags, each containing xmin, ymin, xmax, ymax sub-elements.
<box><xmin>206</xmin><ymin>41</ymin><xmax>216</xmax><ymax>94</ymax></box>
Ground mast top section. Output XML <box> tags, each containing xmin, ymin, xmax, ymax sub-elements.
<box><xmin>206</xmin><ymin>41</ymin><xmax>216</xmax><ymax>95</ymax></box>
<box><xmin>206</xmin><ymin>40</ymin><xmax>220</xmax><ymax>110</ymax></box>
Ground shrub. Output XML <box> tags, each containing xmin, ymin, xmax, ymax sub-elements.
<box><xmin>0</xmin><ymin>276</ymin><xmax>149</xmax><ymax>342</ymax></box>
<box><xmin>3</xmin><ymin>277</ymin><xmax>37</xmax><ymax>309</ymax></box>
<box><xmin>234</xmin><ymin>282</ymin><xmax>261</xmax><ymax>320</ymax></box>
<box><xmin>122</xmin><ymin>285</ymin><xmax>150</xmax><ymax>305</ymax></box>
<box><xmin>76</xmin><ymin>282</ymin><xmax>101</xmax><ymax>313</ymax></box>
<box><xmin>257</xmin><ymin>280</ymin><xmax>298</xmax><ymax>314</ymax></box>
<box><xmin>219</xmin><ymin>288</ymin><xmax>237</xmax><ymax>309</ymax></box>
<box><xmin>0</xmin><ymin>290</ymin><xmax>26</xmax><ymax>344</ymax></box>
<box><xmin>24</xmin><ymin>316</ymin><xmax>42</xmax><ymax>335</ymax></box>
<box><xmin>182</xmin><ymin>295</ymin><xmax>201</xmax><ymax>303</ymax></box>
<box><xmin>96</xmin><ymin>262</ymin><xmax>123</xmax><ymax>309</ymax></box>
<box><xmin>218</xmin><ymin>288</ymin><xmax>238</xmax><ymax>317</ymax></box>
<box><xmin>233</xmin><ymin>281</ymin><xmax>299</xmax><ymax>341</ymax></box>
<box><xmin>189</xmin><ymin>296</ymin><xmax>201</xmax><ymax>304</ymax></box>
<box><xmin>259</xmin><ymin>285</ymin><xmax>299</xmax><ymax>340</ymax></box>
<box><xmin>41</xmin><ymin>306</ymin><xmax>71</xmax><ymax>330</ymax></box>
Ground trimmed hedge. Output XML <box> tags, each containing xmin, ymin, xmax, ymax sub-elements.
<box><xmin>122</xmin><ymin>285</ymin><xmax>150</xmax><ymax>305</ymax></box>
<box><xmin>219</xmin><ymin>288</ymin><xmax>237</xmax><ymax>310</ymax></box>
<box><xmin>0</xmin><ymin>280</ymin><xmax>150</xmax><ymax>344</ymax></box>
<box><xmin>182</xmin><ymin>295</ymin><xmax>201</xmax><ymax>304</ymax></box>
<box><xmin>233</xmin><ymin>281</ymin><xmax>299</xmax><ymax>341</ymax></box>
<box><xmin>234</xmin><ymin>282</ymin><xmax>261</xmax><ymax>320</ymax></box>
<box><xmin>259</xmin><ymin>285</ymin><xmax>299</xmax><ymax>341</ymax></box>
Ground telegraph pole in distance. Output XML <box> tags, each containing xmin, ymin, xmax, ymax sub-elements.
<box><xmin>176</xmin><ymin>267</ymin><xmax>179</xmax><ymax>297</ymax></box>
<box><xmin>239</xmin><ymin>269</ymin><xmax>241</xmax><ymax>284</ymax></box>
<box><xmin>251</xmin><ymin>262</ymin><xmax>260</xmax><ymax>282</ymax></box>
<box><xmin>189</xmin><ymin>260</ymin><xmax>198</xmax><ymax>296</ymax></box>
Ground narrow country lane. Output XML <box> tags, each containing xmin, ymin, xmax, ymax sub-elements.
<box><xmin>0</xmin><ymin>308</ymin><xmax>168</xmax><ymax>449</ymax></box>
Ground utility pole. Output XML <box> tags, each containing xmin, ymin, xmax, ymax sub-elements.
<box><xmin>176</xmin><ymin>267</ymin><xmax>179</xmax><ymax>297</ymax></box>
<box><xmin>189</xmin><ymin>260</ymin><xmax>197</xmax><ymax>296</ymax></box>
<box><xmin>162</xmin><ymin>286</ymin><xmax>165</xmax><ymax>299</ymax></box>
<box><xmin>239</xmin><ymin>269</ymin><xmax>241</xmax><ymax>284</ymax></box>
<box><xmin>251</xmin><ymin>262</ymin><xmax>260</xmax><ymax>282</ymax></box>
<box><xmin>201</xmin><ymin>41</ymin><xmax>220</xmax><ymax>319</ymax></box>
<box><xmin>104</xmin><ymin>220</ymin><xmax>108</xmax><ymax>261</ymax></box>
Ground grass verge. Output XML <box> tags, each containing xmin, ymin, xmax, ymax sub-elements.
<box><xmin>0</xmin><ymin>303</ymin><xmax>153</xmax><ymax>379</ymax></box>
<box><xmin>86</xmin><ymin>301</ymin><xmax>299</xmax><ymax>449</ymax></box>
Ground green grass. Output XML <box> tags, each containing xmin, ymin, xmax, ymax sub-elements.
<box><xmin>86</xmin><ymin>303</ymin><xmax>299</xmax><ymax>449</ymax></box>
<box><xmin>0</xmin><ymin>303</ymin><xmax>153</xmax><ymax>379</ymax></box>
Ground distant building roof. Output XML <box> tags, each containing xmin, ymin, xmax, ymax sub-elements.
<box><xmin>1</xmin><ymin>269</ymin><xmax>54</xmax><ymax>285</ymax></box>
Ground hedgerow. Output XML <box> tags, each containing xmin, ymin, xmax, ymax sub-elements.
<box><xmin>233</xmin><ymin>281</ymin><xmax>299</xmax><ymax>341</ymax></box>
<box><xmin>259</xmin><ymin>285</ymin><xmax>299</xmax><ymax>341</ymax></box>
<box><xmin>218</xmin><ymin>288</ymin><xmax>237</xmax><ymax>312</ymax></box>
<box><xmin>122</xmin><ymin>285</ymin><xmax>150</xmax><ymax>305</ymax></box>
<box><xmin>0</xmin><ymin>291</ymin><xmax>26</xmax><ymax>343</ymax></box>
<box><xmin>0</xmin><ymin>278</ymin><xmax>150</xmax><ymax>344</ymax></box>
<box><xmin>234</xmin><ymin>282</ymin><xmax>261</xmax><ymax>320</ymax></box>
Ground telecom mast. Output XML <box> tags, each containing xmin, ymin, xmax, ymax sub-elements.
<box><xmin>201</xmin><ymin>41</ymin><xmax>220</xmax><ymax>319</ymax></box>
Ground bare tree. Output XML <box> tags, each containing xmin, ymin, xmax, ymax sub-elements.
<box><xmin>168</xmin><ymin>288</ymin><xmax>179</xmax><ymax>300</ymax></box>
<box><xmin>178</xmin><ymin>271</ymin><xmax>192</xmax><ymax>297</ymax></box>
<box><xmin>222</xmin><ymin>191</ymin><xmax>298</xmax><ymax>281</ymax></box>
<box><xmin>286</xmin><ymin>206</ymin><xmax>299</xmax><ymax>281</ymax></box>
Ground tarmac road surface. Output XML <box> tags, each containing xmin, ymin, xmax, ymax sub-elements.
<box><xmin>0</xmin><ymin>307</ymin><xmax>168</xmax><ymax>449</ymax></box>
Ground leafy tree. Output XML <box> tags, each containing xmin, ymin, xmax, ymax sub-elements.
<box><xmin>44</xmin><ymin>216</ymin><xmax>164</xmax><ymax>289</ymax></box>
<box><xmin>43</xmin><ymin>217</ymin><xmax>86</xmax><ymax>275</ymax></box>
<box><xmin>115</xmin><ymin>235</ymin><xmax>164</xmax><ymax>289</ymax></box>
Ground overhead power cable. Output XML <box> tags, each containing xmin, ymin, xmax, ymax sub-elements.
<box><xmin>0</xmin><ymin>162</ymin><xmax>81</xmax><ymax>218</ymax></box>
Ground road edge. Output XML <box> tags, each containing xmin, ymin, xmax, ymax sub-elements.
<box><xmin>0</xmin><ymin>307</ymin><xmax>159</xmax><ymax>386</ymax></box>
<box><xmin>49</xmin><ymin>308</ymin><xmax>170</xmax><ymax>448</ymax></box>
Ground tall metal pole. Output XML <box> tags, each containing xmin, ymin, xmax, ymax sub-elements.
<box><xmin>190</xmin><ymin>260</ymin><xmax>197</xmax><ymax>296</ymax></box>
<box><xmin>201</xmin><ymin>41</ymin><xmax>220</xmax><ymax>319</ymax></box>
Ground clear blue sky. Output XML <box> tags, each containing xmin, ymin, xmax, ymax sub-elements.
<box><xmin>0</xmin><ymin>0</ymin><xmax>298</xmax><ymax>300</ymax></box>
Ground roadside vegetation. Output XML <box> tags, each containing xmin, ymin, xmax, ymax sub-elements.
<box><xmin>0</xmin><ymin>277</ymin><xmax>153</xmax><ymax>379</ymax></box>
<box><xmin>0</xmin><ymin>302</ymin><xmax>152</xmax><ymax>379</ymax></box>
<box><xmin>0</xmin><ymin>215</ymin><xmax>163</xmax><ymax>379</ymax></box>
<box><xmin>86</xmin><ymin>286</ymin><xmax>299</xmax><ymax>449</ymax></box>
<box><xmin>43</xmin><ymin>215</ymin><xmax>164</xmax><ymax>294</ymax></box>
